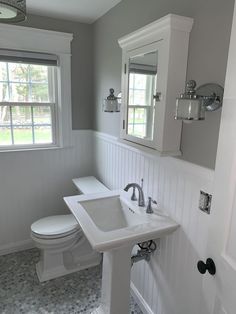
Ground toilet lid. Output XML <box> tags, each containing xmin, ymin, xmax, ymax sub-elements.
<box><xmin>31</xmin><ymin>215</ymin><xmax>79</xmax><ymax>237</ymax></box>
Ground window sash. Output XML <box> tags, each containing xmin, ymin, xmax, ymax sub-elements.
<box><xmin>127</xmin><ymin>104</ymin><xmax>155</xmax><ymax>139</ymax></box>
<box><xmin>0</xmin><ymin>63</ymin><xmax>56</xmax><ymax>103</ymax></box>
<box><xmin>0</xmin><ymin>102</ymin><xmax>57</xmax><ymax>148</ymax></box>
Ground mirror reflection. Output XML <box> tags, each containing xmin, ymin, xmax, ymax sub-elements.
<box><xmin>127</xmin><ymin>50</ymin><xmax>158</xmax><ymax>140</ymax></box>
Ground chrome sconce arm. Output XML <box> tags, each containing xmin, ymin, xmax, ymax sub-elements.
<box><xmin>175</xmin><ymin>80</ymin><xmax>224</xmax><ymax>121</ymax></box>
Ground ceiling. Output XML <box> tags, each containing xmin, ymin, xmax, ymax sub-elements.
<box><xmin>26</xmin><ymin>0</ymin><xmax>122</xmax><ymax>24</ymax></box>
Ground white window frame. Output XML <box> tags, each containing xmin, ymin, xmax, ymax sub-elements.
<box><xmin>0</xmin><ymin>63</ymin><xmax>58</xmax><ymax>149</ymax></box>
<box><xmin>0</xmin><ymin>23</ymin><xmax>73</xmax><ymax>152</ymax></box>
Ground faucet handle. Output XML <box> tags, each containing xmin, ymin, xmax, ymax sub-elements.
<box><xmin>141</xmin><ymin>178</ymin><xmax>144</xmax><ymax>189</ymax></box>
<box><xmin>146</xmin><ymin>197</ymin><xmax>157</xmax><ymax>214</ymax></box>
<box><xmin>148</xmin><ymin>196</ymin><xmax>157</xmax><ymax>204</ymax></box>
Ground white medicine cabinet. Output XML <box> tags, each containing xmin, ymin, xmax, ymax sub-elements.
<box><xmin>118</xmin><ymin>14</ymin><xmax>193</xmax><ymax>155</ymax></box>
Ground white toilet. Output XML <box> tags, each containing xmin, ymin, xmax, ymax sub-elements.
<box><xmin>31</xmin><ymin>176</ymin><xmax>108</xmax><ymax>282</ymax></box>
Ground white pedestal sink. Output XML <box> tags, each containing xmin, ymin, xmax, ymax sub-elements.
<box><xmin>64</xmin><ymin>190</ymin><xmax>178</xmax><ymax>314</ymax></box>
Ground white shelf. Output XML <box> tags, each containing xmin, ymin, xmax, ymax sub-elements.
<box><xmin>72</xmin><ymin>176</ymin><xmax>109</xmax><ymax>195</ymax></box>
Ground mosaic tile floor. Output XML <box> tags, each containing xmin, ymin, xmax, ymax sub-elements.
<box><xmin>0</xmin><ymin>249</ymin><xmax>143</xmax><ymax>314</ymax></box>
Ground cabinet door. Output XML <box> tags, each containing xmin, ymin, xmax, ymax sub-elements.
<box><xmin>122</xmin><ymin>40</ymin><xmax>166</xmax><ymax>149</ymax></box>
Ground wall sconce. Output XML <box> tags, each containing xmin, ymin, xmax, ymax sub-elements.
<box><xmin>175</xmin><ymin>80</ymin><xmax>224</xmax><ymax>121</ymax></box>
<box><xmin>103</xmin><ymin>88</ymin><xmax>121</xmax><ymax>113</ymax></box>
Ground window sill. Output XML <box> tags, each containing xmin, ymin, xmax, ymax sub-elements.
<box><xmin>0</xmin><ymin>145</ymin><xmax>73</xmax><ymax>153</ymax></box>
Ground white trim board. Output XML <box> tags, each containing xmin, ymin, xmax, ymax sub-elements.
<box><xmin>0</xmin><ymin>239</ymin><xmax>34</xmax><ymax>256</ymax></box>
<box><xmin>131</xmin><ymin>282</ymin><xmax>154</xmax><ymax>314</ymax></box>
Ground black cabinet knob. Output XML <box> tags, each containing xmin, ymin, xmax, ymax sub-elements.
<box><xmin>197</xmin><ymin>258</ymin><xmax>216</xmax><ymax>275</ymax></box>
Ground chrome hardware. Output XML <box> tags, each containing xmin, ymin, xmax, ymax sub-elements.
<box><xmin>141</xmin><ymin>178</ymin><xmax>144</xmax><ymax>189</ymax></box>
<box><xmin>131</xmin><ymin>240</ymin><xmax>157</xmax><ymax>267</ymax></box>
<box><xmin>131</xmin><ymin>187</ymin><xmax>137</xmax><ymax>201</ymax></box>
<box><xmin>146</xmin><ymin>197</ymin><xmax>157</xmax><ymax>214</ymax></box>
<box><xmin>153</xmin><ymin>92</ymin><xmax>161</xmax><ymax>101</ymax></box>
<box><xmin>124</xmin><ymin>182</ymin><xmax>145</xmax><ymax>207</ymax></box>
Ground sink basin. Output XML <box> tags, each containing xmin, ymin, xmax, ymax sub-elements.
<box><xmin>80</xmin><ymin>195</ymin><xmax>133</xmax><ymax>232</ymax></box>
<box><xmin>64</xmin><ymin>190</ymin><xmax>178</xmax><ymax>252</ymax></box>
<box><xmin>64</xmin><ymin>189</ymin><xmax>178</xmax><ymax>314</ymax></box>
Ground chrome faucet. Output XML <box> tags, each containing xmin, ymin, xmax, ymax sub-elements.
<box><xmin>124</xmin><ymin>183</ymin><xmax>145</xmax><ymax>207</ymax></box>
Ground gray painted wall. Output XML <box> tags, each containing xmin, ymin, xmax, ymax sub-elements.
<box><xmin>93</xmin><ymin>0</ymin><xmax>234</xmax><ymax>169</ymax></box>
<box><xmin>21</xmin><ymin>14</ymin><xmax>93</xmax><ymax>130</ymax></box>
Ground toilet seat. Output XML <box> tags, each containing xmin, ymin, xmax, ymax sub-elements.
<box><xmin>31</xmin><ymin>214</ymin><xmax>80</xmax><ymax>239</ymax></box>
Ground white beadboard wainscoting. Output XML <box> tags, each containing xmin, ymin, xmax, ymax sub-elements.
<box><xmin>0</xmin><ymin>128</ymin><xmax>216</xmax><ymax>314</ymax></box>
<box><xmin>0</xmin><ymin>130</ymin><xmax>94</xmax><ymax>256</ymax></box>
<box><xmin>93</xmin><ymin>131</ymin><xmax>215</xmax><ymax>314</ymax></box>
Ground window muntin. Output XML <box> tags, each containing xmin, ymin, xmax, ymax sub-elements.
<box><xmin>0</xmin><ymin>61</ymin><xmax>57</xmax><ymax>148</ymax></box>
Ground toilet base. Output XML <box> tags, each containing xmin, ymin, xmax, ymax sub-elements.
<box><xmin>33</xmin><ymin>232</ymin><xmax>102</xmax><ymax>282</ymax></box>
<box><xmin>36</xmin><ymin>251</ymin><xmax>101</xmax><ymax>282</ymax></box>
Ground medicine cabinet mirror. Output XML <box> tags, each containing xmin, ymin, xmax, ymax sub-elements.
<box><xmin>127</xmin><ymin>48</ymin><xmax>158</xmax><ymax>141</ymax></box>
<box><xmin>118</xmin><ymin>14</ymin><xmax>193</xmax><ymax>155</ymax></box>
<box><xmin>125</xmin><ymin>42</ymin><xmax>162</xmax><ymax>149</ymax></box>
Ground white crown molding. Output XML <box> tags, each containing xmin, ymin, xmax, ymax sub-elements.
<box><xmin>118</xmin><ymin>14</ymin><xmax>193</xmax><ymax>50</ymax></box>
<box><xmin>0</xmin><ymin>23</ymin><xmax>73</xmax><ymax>54</ymax></box>
<box><xmin>0</xmin><ymin>22</ymin><xmax>73</xmax><ymax>40</ymax></box>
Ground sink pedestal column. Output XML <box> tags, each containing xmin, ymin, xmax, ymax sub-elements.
<box><xmin>92</xmin><ymin>245</ymin><xmax>132</xmax><ymax>314</ymax></box>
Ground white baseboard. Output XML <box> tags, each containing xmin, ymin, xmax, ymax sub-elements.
<box><xmin>0</xmin><ymin>239</ymin><xmax>34</xmax><ymax>256</ymax></box>
<box><xmin>131</xmin><ymin>281</ymin><xmax>154</xmax><ymax>314</ymax></box>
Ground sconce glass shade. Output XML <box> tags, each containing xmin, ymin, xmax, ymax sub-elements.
<box><xmin>103</xmin><ymin>99</ymin><xmax>120</xmax><ymax>112</ymax></box>
<box><xmin>103</xmin><ymin>88</ymin><xmax>121</xmax><ymax>112</ymax></box>
<box><xmin>175</xmin><ymin>80</ymin><xmax>224</xmax><ymax>121</ymax></box>
<box><xmin>0</xmin><ymin>0</ymin><xmax>26</xmax><ymax>23</ymax></box>
<box><xmin>175</xmin><ymin>97</ymin><xmax>205</xmax><ymax>120</ymax></box>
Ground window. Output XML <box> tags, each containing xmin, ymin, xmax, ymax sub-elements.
<box><xmin>0</xmin><ymin>53</ymin><xmax>58</xmax><ymax>149</ymax></box>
